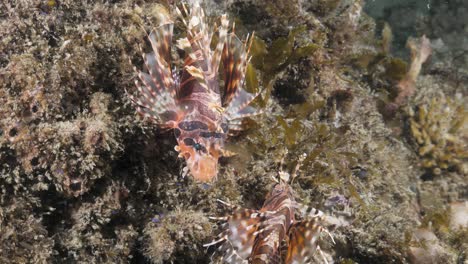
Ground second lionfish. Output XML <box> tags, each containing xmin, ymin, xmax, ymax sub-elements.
<box><xmin>205</xmin><ymin>157</ymin><xmax>336</xmax><ymax>264</ymax></box>
<box><xmin>128</xmin><ymin>2</ymin><xmax>260</xmax><ymax>181</ymax></box>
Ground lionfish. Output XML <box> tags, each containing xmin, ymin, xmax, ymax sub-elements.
<box><xmin>128</xmin><ymin>2</ymin><xmax>260</xmax><ymax>181</ymax></box>
<box><xmin>204</xmin><ymin>158</ymin><xmax>335</xmax><ymax>264</ymax></box>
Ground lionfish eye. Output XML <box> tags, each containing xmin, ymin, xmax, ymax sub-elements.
<box><xmin>183</xmin><ymin>138</ymin><xmax>205</xmax><ymax>152</ymax></box>
<box><xmin>193</xmin><ymin>143</ymin><xmax>203</xmax><ymax>151</ymax></box>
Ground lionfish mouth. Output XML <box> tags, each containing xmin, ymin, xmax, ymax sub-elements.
<box><xmin>177</xmin><ymin>141</ymin><xmax>219</xmax><ymax>181</ymax></box>
<box><xmin>186</xmin><ymin>154</ymin><xmax>218</xmax><ymax>182</ymax></box>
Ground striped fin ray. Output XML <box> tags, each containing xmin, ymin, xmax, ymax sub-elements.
<box><xmin>177</xmin><ymin>2</ymin><xmax>211</xmax><ymax>72</ymax></box>
<box><xmin>224</xmin><ymin>89</ymin><xmax>261</xmax><ymax>121</ymax></box>
<box><xmin>285</xmin><ymin>219</ymin><xmax>330</xmax><ymax>264</ymax></box>
<box><xmin>141</xmin><ymin>23</ymin><xmax>175</xmax><ymax>96</ymax></box>
<box><xmin>296</xmin><ymin>204</ymin><xmax>326</xmax><ymax>219</ymax></box>
<box><xmin>250</xmin><ymin>228</ymin><xmax>284</xmax><ymax>264</ymax></box>
<box><xmin>130</xmin><ymin>23</ymin><xmax>178</xmax><ymax>125</ymax></box>
<box><xmin>148</xmin><ymin>23</ymin><xmax>173</xmax><ymax>71</ymax></box>
<box><xmin>128</xmin><ymin>77</ymin><xmax>177</xmax><ymax>124</ymax></box>
<box><xmin>176</xmin><ymin>2</ymin><xmax>229</xmax><ymax>95</ymax></box>
<box><xmin>212</xmin><ymin>15</ymin><xmax>230</xmax><ymax>79</ymax></box>
<box><xmin>222</xmin><ymin>32</ymin><xmax>261</xmax><ymax>124</ymax></box>
<box><xmin>222</xmin><ymin>32</ymin><xmax>251</xmax><ymax>106</ymax></box>
<box><xmin>204</xmin><ymin>209</ymin><xmax>262</xmax><ymax>263</ymax></box>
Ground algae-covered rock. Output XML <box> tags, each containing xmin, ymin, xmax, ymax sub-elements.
<box><xmin>0</xmin><ymin>0</ymin><xmax>466</xmax><ymax>263</ymax></box>
<box><xmin>0</xmin><ymin>197</ymin><xmax>54</xmax><ymax>263</ymax></box>
<box><xmin>143</xmin><ymin>209</ymin><xmax>212</xmax><ymax>263</ymax></box>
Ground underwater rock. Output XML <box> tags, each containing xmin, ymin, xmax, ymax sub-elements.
<box><xmin>56</xmin><ymin>182</ymin><xmax>137</xmax><ymax>262</ymax></box>
<box><xmin>143</xmin><ymin>209</ymin><xmax>212</xmax><ymax>263</ymax></box>
<box><xmin>409</xmin><ymin>228</ymin><xmax>456</xmax><ymax>264</ymax></box>
<box><xmin>272</xmin><ymin>59</ymin><xmax>312</xmax><ymax>106</ymax></box>
<box><xmin>449</xmin><ymin>202</ymin><xmax>468</xmax><ymax>231</ymax></box>
<box><xmin>0</xmin><ymin>197</ymin><xmax>54</xmax><ymax>263</ymax></box>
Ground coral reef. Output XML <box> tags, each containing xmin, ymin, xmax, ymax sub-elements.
<box><xmin>0</xmin><ymin>0</ymin><xmax>466</xmax><ymax>263</ymax></box>
<box><xmin>143</xmin><ymin>209</ymin><xmax>211</xmax><ymax>263</ymax></box>
<box><xmin>0</xmin><ymin>196</ymin><xmax>54</xmax><ymax>263</ymax></box>
<box><xmin>56</xmin><ymin>182</ymin><xmax>137</xmax><ymax>262</ymax></box>
<box><xmin>409</xmin><ymin>95</ymin><xmax>467</xmax><ymax>175</ymax></box>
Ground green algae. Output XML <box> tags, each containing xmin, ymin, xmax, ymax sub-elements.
<box><xmin>244</xmin><ymin>63</ymin><xmax>259</xmax><ymax>94</ymax></box>
<box><xmin>383</xmin><ymin>57</ymin><xmax>408</xmax><ymax>82</ymax></box>
<box><xmin>248</xmin><ymin>26</ymin><xmax>320</xmax><ymax>106</ymax></box>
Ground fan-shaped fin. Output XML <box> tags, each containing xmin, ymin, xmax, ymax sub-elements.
<box><xmin>130</xmin><ymin>23</ymin><xmax>179</xmax><ymax>125</ymax></box>
<box><xmin>222</xmin><ymin>33</ymin><xmax>251</xmax><ymax>106</ymax></box>
<box><xmin>285</xmin><ymin>219</ymin><xmax>327</xmax><ymax>264</ymax></box>
<box><xmin>176</xmin><ymin>2</ymin><xmax>228</xmax><ymax>99</ymax></box>
<box><xmin>224</xmin><ymin>89</ymin><xmax>261</xmax><ymax>121</ymax></box>
<box><xmin>205</xmin><ymin>209</ymin><xmax>262</xmax><ymax>263</ymax></box>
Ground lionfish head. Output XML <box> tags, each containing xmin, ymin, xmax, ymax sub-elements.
<box><xmin>175</xmin><ymin>121</ymin><xmax>225</xmax><ymax>181</ymax></box>
<box><xmin>265</xmin><ymin>181</ymin><xmax>294</xmax><ymax>203</ymax></box>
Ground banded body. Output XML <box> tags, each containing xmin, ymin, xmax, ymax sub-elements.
<box><xmin>205</xmin><ymin>177</ymin><xmax>333</xmax><ymax>263</ymax></box>
<box><xmin>128</xmin><ymin>2</ymin><xmax>259</xmax><ymax>181</ymax></box>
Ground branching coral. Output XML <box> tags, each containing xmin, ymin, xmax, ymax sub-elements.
<box><xmin>409</xmin><ymin>95</ymin><xmax>467</xmax><ymax>175</ymax></box>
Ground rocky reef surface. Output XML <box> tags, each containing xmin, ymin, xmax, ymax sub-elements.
<box><xmin>0</xmin><ymin>0</ymin><xmax>466</xmax><ymax>263</ymax></box>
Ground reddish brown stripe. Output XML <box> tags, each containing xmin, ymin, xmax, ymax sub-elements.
<box><xmin>178</xmin><ymin>120</ymin><xmax>209</xmax><ymax>131</ymax></box>
<box><xmin>180</xmin><ymin>75</ymin><xmax>195</xmax><ymax>88</ymax></box>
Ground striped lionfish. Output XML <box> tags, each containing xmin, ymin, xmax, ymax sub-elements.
<box><xmin>205</xmin><ymin>158</ymin><xmax>335</xmax><ymax>263</ymax></box>
<box><xmin>128</xmin><ymin>2</ymin><xmax>260</xmax><ymax>181</ymax></box>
